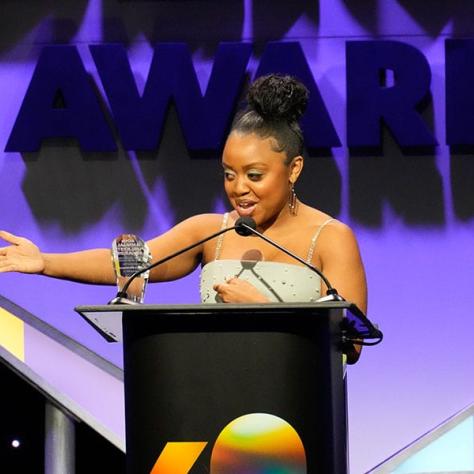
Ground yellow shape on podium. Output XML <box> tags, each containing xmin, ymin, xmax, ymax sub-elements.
<box><xmin>150</xmin><ymin>441</ymin><xmax>208</xmax><ymax>474</ymax></box>
<box><xmin>0</xmin><ymin>307</ymin><xmax>25</xmax><ymax>362</ymax></box>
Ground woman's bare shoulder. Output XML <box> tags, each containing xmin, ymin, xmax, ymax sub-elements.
<box><xmin>298</xmin><ymin>205</ymin><xmax>356</xmax><ymax>241</ymax></box>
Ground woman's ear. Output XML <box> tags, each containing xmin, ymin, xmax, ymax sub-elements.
<box><xmin>289</xmin><ymin>155</ymin><xmax>304</xmax><ymax>184</ymax></box>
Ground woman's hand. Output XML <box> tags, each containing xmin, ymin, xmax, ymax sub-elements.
<box><xmin>213</xmin><ymin>277</ymin><xmax>269</xmax><ymax>303</ymax></box>
<box><xmin>0</xmin><ymin>231</ymin><xmax>45</xmax><ymax>274</ymax></box>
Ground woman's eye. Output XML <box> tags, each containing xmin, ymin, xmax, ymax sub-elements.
<box><xmin>224</xmin><ymin>171</ymin><xmax>235</xmax><ymax>180</ymax></box>
<box><xmin>248</xmin><ymin>173</ymin><xmax>263</xmax><ymax>181</ymax></box>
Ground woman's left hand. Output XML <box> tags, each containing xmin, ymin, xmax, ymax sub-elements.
<box><xmin>213</xmin><ymin>277</ymin><xmax>269</xmax><ymax>303</ymax></box>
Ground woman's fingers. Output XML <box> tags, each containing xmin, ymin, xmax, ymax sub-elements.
<box><xmin>0</xmin><ymin>232</ymin><xmax>44</xmax><ymax>274</ymax></box>
<box><xmin>213</xmin><ymin>277</ymin><xmax>268</xmax><ymax>303</ymax></box>
<box><xmin>0</xmin><ymin>230</ymin><xmax>23</xmax><ymax>245</ymax></box>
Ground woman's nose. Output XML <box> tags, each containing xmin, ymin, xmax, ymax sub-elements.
<box><xmin>233</xmin><ymin>177</ymin><xmax>250</xmax><ymax>195</ymax></box>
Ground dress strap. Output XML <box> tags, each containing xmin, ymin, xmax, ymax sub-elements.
<box><xmin>214</xmin><ymin>213</ymin><xmax>230</xmax><ymax>260</ymax></box>
<box><xmin>306</xmin><ymin>218</ymin><xmax>334</xmax><ymax>264</ymax></box>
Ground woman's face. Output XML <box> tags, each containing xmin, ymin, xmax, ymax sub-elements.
<box><xmin>222</xmin><ymin>132</ymin><xmax>302</xmax><ymax>227</ymax></box>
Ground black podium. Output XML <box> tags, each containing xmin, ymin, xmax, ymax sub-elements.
<box><xmin>76</xmin><ymin>302</ymin><xmax>380</xmax><ymax>474</ymax></box>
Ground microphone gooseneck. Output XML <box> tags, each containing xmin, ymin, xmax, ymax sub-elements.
<box><xmin>235</xmin><ymin>216</ymin><xmax>343</xmax><ymax>301</ymax></box>
<box><xmin>236</xmin><ymin>218</ymin><xmax>386</xmax><ymax>346</ymax></box>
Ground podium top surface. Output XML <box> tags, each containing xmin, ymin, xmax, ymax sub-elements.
<box><xmin>77</xmin><ymin>300</ymin><xmax>354</xmax><ymax>313</ymax></box>
<box><xmin>75</xmin><ymin>301</ymin><xmax>381</xmax><ymax>343</ymax></box>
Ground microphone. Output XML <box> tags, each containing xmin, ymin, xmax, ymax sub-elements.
<box><xmin>109</xmin><ymin>219</ymin><xmax>249</xmax><ymax>304</ymax></box>
<box><xmin>234</xmin><ymin>216</ymin><xmax>344</xmax><ymax>302</ymax></box>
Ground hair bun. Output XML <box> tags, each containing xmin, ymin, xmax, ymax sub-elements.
<box><xmin>247</xmin><ymin>74</ymin><xmax>309</xmax><ymax>122</ymax></box>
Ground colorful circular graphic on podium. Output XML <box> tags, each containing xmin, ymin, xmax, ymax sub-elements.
<box><xmin>210</xmin><ymin>413</ymin><xmax>307</xmax><ymax>473</ymax></box>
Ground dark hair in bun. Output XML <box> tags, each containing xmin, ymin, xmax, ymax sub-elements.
<box><xmin>231</xmin><ymin>74</ymin><xmax>309</xmax><ymax>163</ymax></box>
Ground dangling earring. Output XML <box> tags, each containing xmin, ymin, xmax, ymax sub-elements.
<box><xmin>289</xmin><ymin>184</ymin><xmax>298</xmax><ymax>215</ymax></box>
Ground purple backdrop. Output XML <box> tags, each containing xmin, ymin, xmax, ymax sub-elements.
<box><xmin>1</xmin><ymin>1</ymin><xmax>473</xmax><ymax>472</ymax></box>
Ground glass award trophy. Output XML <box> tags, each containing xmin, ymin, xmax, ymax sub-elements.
<box><xmin>111</xmin><ymin>234</ymin><xmax>152</xmax><ymax>304</ymax></box>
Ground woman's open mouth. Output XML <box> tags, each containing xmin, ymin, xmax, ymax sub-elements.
<box><xmin>236</xmin><ymin>201</ymin><xmax>257</xmax><ymax>216</ymax></box>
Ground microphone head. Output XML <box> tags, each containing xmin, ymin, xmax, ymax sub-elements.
<box><xmin>235</xmin><ymin>216</ymin><xmax>257</xmax><ymax>236</ymax></box>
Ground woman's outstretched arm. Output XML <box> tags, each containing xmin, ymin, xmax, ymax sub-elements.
<box><xmin>0</xmin><ymin>230</ymin><xmax>115</xmax><ymax>284</ymax></box>
<box><xmin>0</xmin><ymin>214</ymin><xmax>222</xmax><ymax>285</ymax></box>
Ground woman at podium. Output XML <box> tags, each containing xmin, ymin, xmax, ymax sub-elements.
<box><xmin>0</xmin><ymin>74</ymin><xmax>367</xmax><ymax>316</ymax></box>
